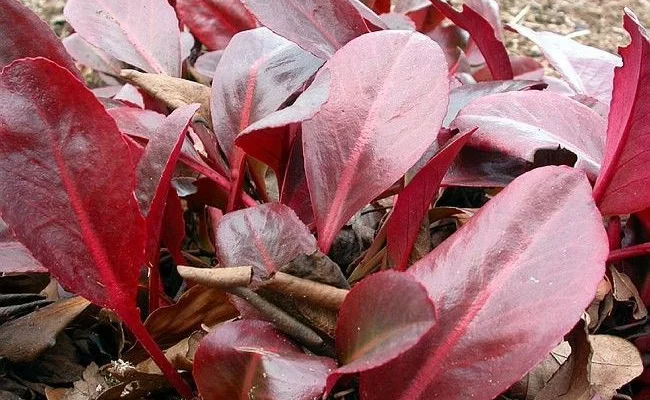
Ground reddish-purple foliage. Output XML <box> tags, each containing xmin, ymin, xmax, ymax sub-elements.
<box><xmin>361</xmin><ymin>167</ymin><xmax>608</xmax><ymax>399</ymax></box>
<box><xmin>592</xmin><ymin>10</ymin><xmax>650</xmax><ymax>215</ymax></box>
<box><xmin>2</xmin><ymin>2</ymin><xmax>648</xmax><ymax>399</ymax></box>
<box><xmin>176</xmin><ymin>0</ymin><xmax>257</xmax><ymax>50</ymax></box>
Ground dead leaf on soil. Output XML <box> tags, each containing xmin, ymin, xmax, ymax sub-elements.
<box><xmin>610</xmin><ymin>266</ymin><xmax>648</xmax><ymax>320</ymax></box>
<box><xmin>0</xmin><ymin>296</ymin><xmax>90</xmax><ymax>362</ymax></box>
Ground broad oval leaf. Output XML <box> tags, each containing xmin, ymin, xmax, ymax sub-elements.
<box><xmin>360</xmin><ymin>166</ymin><xmax>608</xmax><ymax>400</ymax></box>
<box><xmin>241</xmin><ymin>0</ymin><xmax>369</xmax><ymax>60</ymax></box>
<box><xmin>0</xmin><ymin>0</ymin><xmax>80</xmax><ymax>77</ymax></box>
<box><xmin>509</xmin><ymin>23</ymin><xmax>621</xmax><ymax>107</ymax></box>
<box><xmin>0</xmin><ymin>57</ymin><xmax>146</xmax><ymax>313</ymax></box>
<box><xmin>62</xmin><ymin>33</ymin><xmax>123</xmax><ymax>76</ymax></box>
<box><xmin>302</xmin><ymin>30</ymin><xmax>450</xmax><ymax>252</ymax></box>
<box><xmin>64</xmin><ymin>0</ymin><xmax>182</xmax><ymax>76</ymax></box>
<box><xmin>327</xmin><ymin>271</ymin><xmax>436</xmax><ymax>392</ymax></box>
<box><xmin>592</xmin><ymin>10</ymin><xmax>650</xmax><ymax>215</ymax></box>
<box><xmin>194</xmin><ymin>320</ymin><xmax>336</xmax><ymax>400</ymax></box>
<box><xmin>430</xmin><ymin>0</ymin><xmax>513</xmax><ymax>80</ymax></box>
<box><xmin>210</xmin><ymin>27</ymin><xmax>323</xmax><ymax>160</ymax></box>
<box><xmin>387</xmin><ymin>129</ymin><xmax>474</xmax><ymax>271</ymax></box>
<box><xmin>215</xmin><ymin>203</ymin><xmax>317</xmax><ymax>280</ymax></box>
<box><xmin>452</xmin><ymin>91</ymin><xmax>606</xmax><ymax>180</ymax></box>
<box><xmin>176</xmin><ymin>0</ymin><xmax>257</xmax><ymax>50</ymax></box>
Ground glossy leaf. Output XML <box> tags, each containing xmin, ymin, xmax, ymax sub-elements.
<box><xmin>388</xmin><ymin>130</ymin><xmax>474</xmax><ymax>271</ymax></box>
<box><xmin>280</xmin><ymin>131</ymin><xmax>314</xmax><ymax>225</ymax></box>
<box><xmin>0</xmin><ymin>0</ymin><xmax>80</xmax><ymax>77</ymax></box>
<box><xmin>241</xmin><ymin>0</ymin><xmax>369</xmax><ymax>59</ymax></box>
<box><xmin>430</xmin><ymin>0</ymin><xmax>513</xmax><ymax>80</ymax></box>
<box><xmin>210</xmin><ymin>27</ymin><xmax>323</xmax><ymax>160</ymax></box>
<box><xmin>64</xmin><ymin>0</ymin><xmax>182</xmax><ymax>76</ymax></box>
<box><xmin>0</xmin><ymin>218</ymin><xmax>46</xmax><ymax>273</ymax></box>
<box><xmin>194</xmin><ymin>320</ymin><xmax>336</xmax><ymax>400</ymax></box>
<box><xmin>176</xmin><ymin>0</ymin><xmax>257</xmax><ymax>50</ymax></box>
<box><xmin>509</xmin><ymin>23</ymin><xmax>622</xmax><ymax>106</ymax></box>
<box><xmin>62</xmin><ymin>33</ymin><xmax>122</xmax><ymax>76</ymax></box>
<box><xmin>444</xmin><ymin>79</ymin><xmax>546</xmax><ymax>126</ymax></box>
<box><xmin>0</xmin><ymin>58</ymin><xmax>145</xmax><ymax>313</ymax></box>
<box><xmin>302</xmin><ymin>30</ymin><xmax>450</xmax><ymax>252</ymax></box>
<box><xmin>361</xmin><ymin>166</ymin><xmax>608</xmax><ymax>400</ymax></box>
<box><xmin>592</xmin><ymin>10</ymin><xmax>650</xmax><ymax>215</ymax></box>
<box><xmin>452</xmin><ymin>91</ymin><xmax>606</xmax><ymax>180</ymax></box>
<box><xmin>327</xmin><ymin>271</ymin><xmax>436</xmax><ymax>392</ymax></box>
<box><xmin>214</xmin><ymin>203</ymin><xmax>317</xmax><ymax>279</ymax></box>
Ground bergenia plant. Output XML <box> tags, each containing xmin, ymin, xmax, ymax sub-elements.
<box><xmin>0</xmin><ymin>0</ymin><xmax>648</xmax><ymax>399</ymax></box>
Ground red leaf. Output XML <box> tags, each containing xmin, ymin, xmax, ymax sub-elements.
<box><xmin>465</xmin><ymin>0</ymin><xmax>503</xmax><ymax>40</ymax></box>
<box><xmin>508</xmin><ymin>23</ymin><xmax>621</xmax><ymax>107</ymax></box>
<box><xmin>62</xmin><ymin>33</ymin><xmax>123</xmax><ymax>76</ymax></box>
<box><xmin>176</xmin><ymin>0</ymin><xmax>257</xmax><ymax>50</ymax></box>
<box><xmin>592</xmin><ymin>10</ymin><xmax>650</xmax><ymax>215</ymax></box>
<box><xmin>280</xmin><ymin>130</ymin><xmax>314</xmax><ymax>225</ymax></box>
<box><xmin>302</xmin><ymin>31</ymin><xmax>450</xmax><ymax>252</ymax></box>
<box><xmin>0</xmin><ymin>57</ymin><xmax>191</xmax><ymax>398</ymax></box>
<box><xmin>0</xmin><ymin>58</ymin><xmax>145</xmax><ymax>312</ymax></box>
<box><xmin>0</xmin><ymin>0</ymin><xmax>80</xmax><ymax>77</ymax></box>
<box><xmin>194</xmin><ymin>320</ymin><xmax>336</xmax><ymax>400</ymax></box>
<box><xmin>161</xmin><ymin>188</ymin><xmax>186</xmax><ymax>266</ymax></box>
<box><xmin>387</xmin><ymin>129</ymin><xmax>475</xmax><ymax>271</ymax></box>
<box><xmin>361</xmin><ymin>166</ymin><xmax>608</xmax><ymax>400</ymax></box>
<box><xmin>326</xmin><ymin>271</ymin><xmax>436</xmax><ymax>393</ymax></box>
<box><xmin>241</xmin><ymin>0</ymin><xmax>369</xmax><ymax>59</ymax></box>
<box><xmin>211</xmin><ymin>27</ymin><xmax>322</xmax><ymax>160</ymax></box>
<box><xmin>444</xmin><ymin>79</ymin><xmax>547</xmax><ymax>126</ymax></box>
<box><xmin>64</xmin><ymin>0</ymin><xmax>182</xmax><ymax>76</ymax></box>
<box><xmin>429</xmin><ymin>0</ymin><xmax>513</xmax><ymax>80</ymax></box>
<box><xmin>452</xmin><ymin>91</ymin><xmax>606</xmax><ymax>180</ymax></box>
<box><xmin>108</xmin><ymin>107</ymin><xmax>166</xmax><ymax>141</ymax></box>
<box><xmin>214</xmin><ymin>203</ymin><xmax>317</xmax><ymax>280</ymax></box>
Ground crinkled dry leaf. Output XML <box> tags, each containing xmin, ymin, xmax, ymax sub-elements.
<box><xmin>589</xmin><ymin>335</ymin><xmax>643</xmax><ymax>399</ymax></box>
<box><xmin>610</xmin><ymin>266</ymin><xmax>648</xmax><ymax>320</ymax></box>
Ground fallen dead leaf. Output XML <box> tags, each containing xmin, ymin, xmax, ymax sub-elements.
<box><xmin>610</xmin><ymin>266</ymin><xmax>648</xmax><ymax>320</ymax></box>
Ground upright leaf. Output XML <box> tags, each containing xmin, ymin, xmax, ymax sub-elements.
<box><xmin>0</xmin><ymin>58</ymin><xmax>191</xmax><ymax>398</ymax></box>
<box><xmin>241</xmin><ymin>0</ymin><xmax>369</xmax><ymax>59</ymax></box>
<box><xmin>508</xmin><ymin>23</ymin><xmax>621</xmax><ymax>107</ymax></box>
<box><xmin>592</xmin><ymin>10</ymin><xmax>650</xmax><ymax>215</ymax></box>
<box><xmin>176</xmin><ymin>0</ymin><xmax>257</xmax><ymax>50</ymax></box>
<box><xmin>210</xmin><ymin>27</ymin><xmax>323</xmax><ymax>160</ymax></box>
<box><xmin>452</xmin><ymin>91</ymin><xmax>606</xmax><ymax>180</ymax></box>
<box><xmin>0</xmin><ymin>0</ymin><xmax>80</xmax><ymax>76</ymax></box>
<box><xmin>387</xmin><ymin>130</ymin><xmax>474</xmax><ymax>271</ymax></box>
<box><xmin>64</xmin><ymin>0</ymin><xmax>182</xmax><ymax>76</ymax></box>
<box><xmin>0</xmin><ymin>58</ymin><xmax>145</xmax><ymax>312</ymax></box>
<box><xmin>430</xmin><ymin>0</ymin><xmax>513</xmax><ymax>80</ymax></box>
<box><xmin>361</xmin><ymin>166</ymin><xmax>608</xmax><ymax>400</ymax></box>
<box><xmin>302</xmin><ymin>31</ymin><xmax>450</xmax><ymax>252</ymax></box>
<box><xmin>194</xmin><ymin>320</ymin><xmax>336</xmax><ymax>400</ymax></box>
<box><xmin>215</xmin><ymin>203</ymin><xmax>317</xmax><ymax>280</ymax></box>
<box><xmin>62</xmin><ymin>33</ymin><xmax>123</xmax><ymax>76</ymax></box>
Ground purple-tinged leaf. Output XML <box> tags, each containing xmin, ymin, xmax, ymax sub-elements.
<box><xmin>361</xmin><ymin>166</ymin><xmax>608</xmax><ymax>400</ymax></box>
<box><xmin>359</xmin><ymin>0</ymin><xmax>391</xmax><ymax>14</ymax></box>
<box><xmin>215</xmin><ymin>203</ymin><xmax>317</xmax><ymax>280</ymax></box>
<box><xmin>302</xmin><ymin>31</ymin><xmax>450</xmax><ymax>252</ymax></box>
<box><xmin>194</xmin><ymin>320</ymin><xmax>336</xmax><ymax>400</ymax></box>
<box><xmin>388</xmin><ymin>130</ymin><xmax>474</xmax><ymax>271</ymax></box>
<box><xmin>509</xmin><ymin>23</ymin><xmax>621</xmax><ymax>106</ymax></box>
<box><xmin>108</xmin><ymin>107</ymin><xmax>166</xmax><ymax>141</ymax></box>
<box><xmin>0</xmin><ymin>0</ymin><xmax>80</xmax><ymax>77</ymax></box>
<box><xmin>193</xmin><ymin>50</ymin><xmax>223</xmax><ymax>80</ymax></box>
<box><xmin>380</xmin><ymin>12</ymin><xmax>417</xmax><ymax>30</ymax></box>
<box><xmin>348</xmin><ymin>0</ymin><xmax>389</xmax><ymax>30</ymax></box>
<box><xmin>241</xmin><ymin>0</ymin><xmax>369</xmax><ymax>59</ymax></box>
<box><xmin>176</xmin><ymin>0</ymin><xmax>257</xmax><ymax>51</ymax></box>
<box><xmin>64</xmin><ymin>0</ymin><xmax>182</xmax><ymax>76</ymax></box>
<box><xmin>160</xmin><ymin>188</ymin><xmax>186</xmax><ymax>266</ymax></box>
<box><xmin>114</xmin><ymin>83</ymin><xmax>145</xmax><ymax>108</ymax></box>
<box><xmin>62</xmin><ymin>33</ymin><xmax>122</xmax><ymax>76</ymax></box>
<box><xmin>593</xmin><ymin>10</ymin><xmax>650</xmax><ymax>215</ymax></box>
<box><xmin>430</xmin><ymin>0</ymin><xmax>513</xmax><ymax>80</ymax></box>
<box><xmin>0</xmin><ymin>219</ymin><xmax>46</xmax><ymax>273</ymax></box>
<box><xmin>473</xmin><ymin>55</ymin><xmax>544</xmax><ymax>81</ymax></box>
<box><xmin>444</xmin><ymin>79</ymin><xmax>546</xmax><ymax>126</ymax></box>
<box><xmin>452</xmin><ymin>91</ymin><xmax>606</xmax><ymax>180</ymax></box>
<box><xmin>326</xmin><ymin>271</ymin><xmax>436</xmax><ymax>393</ymax></box>
<box><xmin>211</xmin><ymin>27</ymin><xmax>323</xmax><ymax>160</ymax></box>
<box><xmin>0</xmin><ymin>57</ymin><xmax>145</xmax><ymax>313</ymax></box>
<box><xmin>280</xmin><ymin>131</ymin><xmax>314</xmax><ymax>225</ymax></box>
<box><xmin>466</xmin><ymin>0</ymin><xmax>503</xmax><ymax>41</ymax></box>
